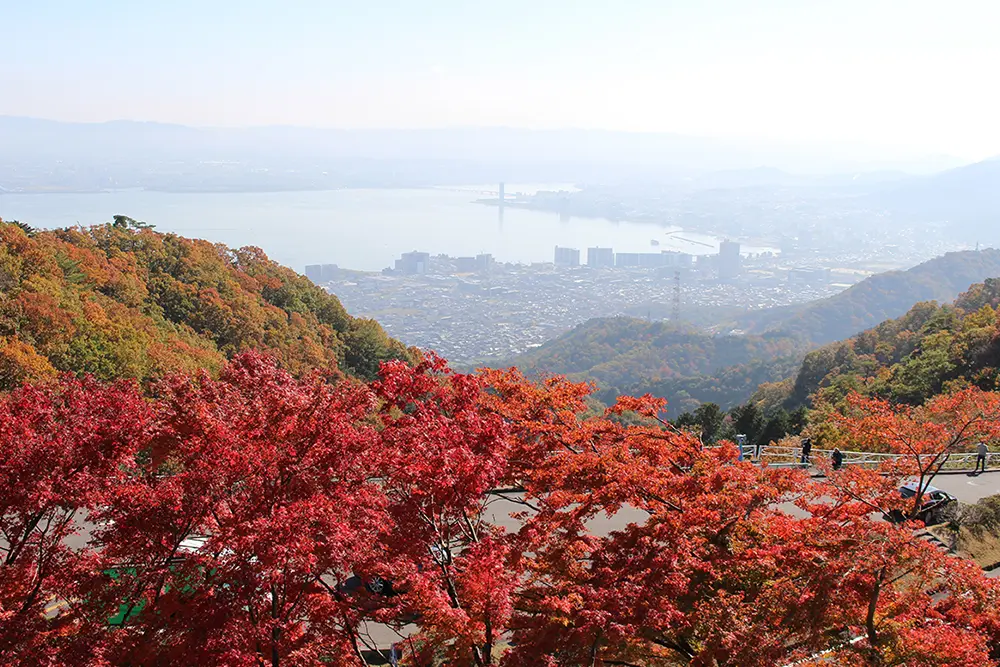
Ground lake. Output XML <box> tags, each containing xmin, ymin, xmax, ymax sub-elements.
<box><xmin>0</xmin><ymin>185</ymin><xmax>771</xmax><ymax>273</ymax></box>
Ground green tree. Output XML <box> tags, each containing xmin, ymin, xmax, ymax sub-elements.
<box><xmin>679</xmin><ymin>402</ymin><xmax>725</xmax><ymax>443</ymax></box>
<box><xmin>729</xmin><ymin>402</ymin><xmax>765</xmax><ymax>445</ymax></box>
<box><xmin>758</xmin><ymin>409</ymin><xmax>790</xmax><ymax>446</ymax></box>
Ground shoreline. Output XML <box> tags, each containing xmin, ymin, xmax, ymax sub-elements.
<box><xmin>474</xmin><ymin>199</ymin><xmax>781</xmax><ymax>254</ymax></box>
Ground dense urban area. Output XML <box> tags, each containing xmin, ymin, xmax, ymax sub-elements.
<box><xmin>310</xmin><ymin>217</ymin><xmax>964</xmax><ymax>365</ymax></box>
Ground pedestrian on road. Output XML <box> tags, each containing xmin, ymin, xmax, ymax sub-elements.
<box><xmin>832</xmin><ymin>447</ymin><xmax>843</xmax><ymax>471</ymax></box>
<box><xmin>800</xmin><ymin>437</ymin><xmax>812</xmax><ymax>465</ymax></box>
<box><xmin>975</xmin><ymin>441</ymin><xmax>988</xmax><ymax>473</ymax></box>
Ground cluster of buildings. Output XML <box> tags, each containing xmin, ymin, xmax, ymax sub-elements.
<box><xmin>304</xmin><ymin>263</ymin><xmax>341</xmax><ymax>283</ymax></box>
<box><xmin>390</xmin><ymin>251</ymin><xmax>495</xmax><ymax>276</ymax></box>
<box><xmin>317</xmin><ymin>255</ymin><xmax>849</xmax><ymax>366</ymax></box>
<box><xmin>553</xmin><ymin>242</ymin><xmax>735</xmax><ymax>278</ymax></box>
<box><xmin>304</xmin><ymin>236</ymin><xmax>877</xmax><ymax>366</ymax></box>
<box><xmin>358</xmin><ymin>243</ymin><xmax>830</xmax><ymax>297</ymax></box>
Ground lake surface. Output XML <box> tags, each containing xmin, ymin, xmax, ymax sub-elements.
<box><xmin>0</xmin><ymin>185</ymin><xmax>771</xmax><ymax>273</ymax></box>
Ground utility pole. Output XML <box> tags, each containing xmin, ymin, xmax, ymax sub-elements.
<box><xmin>671</xmin><ymin>271</ymin><xmax>681</xmax><ymax>321</ymax></box>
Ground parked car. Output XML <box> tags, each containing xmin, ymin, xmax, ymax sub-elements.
<box><xmin>363</xmin><ymin>574</ymin><xmax>403</xmax><ymax>598</ymax></box>
<box><xmin>884</xmin><ymin>482</ymin><xmax>957</xmax><ymax>524</ymax></box>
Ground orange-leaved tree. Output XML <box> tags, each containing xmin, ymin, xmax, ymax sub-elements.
<box><xmin>477</xmin><ymin>371</ymin><xmax>1000</xmax><ymax>667</ymax></box>
<box><xmin>3</xmin><ymin>359</ymin><xmax>1000</xmax><ymax>666</ymax></box>
<box><xmin>828</xmin><ymin>388</ymin><xmax>1000</xmax><ymax>520</ymax></box>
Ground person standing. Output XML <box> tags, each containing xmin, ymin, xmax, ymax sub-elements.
<box><xmin>975</xmin><ymin>441</ymin><xmax>988</xmax><ymax>473</ymax></box>
<box><xmin>800</xmin><ymin>437</ymin><xmax>812</xmax><ymax>465</ymax></box>
<box><xmin>832</xmin><ymin>447</ymin><xmax>844</xmax><ymax>471</ymax></box>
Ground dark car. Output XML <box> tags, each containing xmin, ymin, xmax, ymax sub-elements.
<box><xmin>363</xmin><ymin>574</ymin><xmax>403</xmax><ymax>598</ymax></box>
<box><xmin>884</xmin><ymin>482</ymin><xmax>957</xmax><ymax>524</ymax></box>
<box><xmin>340</xmin><ymin>572</ymin><xmax>405</xmax><ymax>599</ymax></box>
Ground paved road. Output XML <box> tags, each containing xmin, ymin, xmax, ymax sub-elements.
<box><xmin>13</xmin><ymin>471</ymin><xmax>1000</xmax><ymax>659</ymax></box>
<box><xmin>919</xmin><ymin>470</ymin><xmax>1000</xmax><ymax>503</ymax></box>
<box><xmin>367</xmin><ymin>476</ymin><xmax>1000</xmax><ymax>656</ymax></box>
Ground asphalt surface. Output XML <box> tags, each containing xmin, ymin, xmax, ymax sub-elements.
<box><xmin>11</xmin><ymin>469</ymin><xmax>1000</xmax><ymax>657</ymax></box>
<box><xmin>918</xmin><ymin>469</ymin><xmax>1000</xmax><ymax>503</ymax></box>
<box><xmin>368</xmin><ymin>474</ymin><xmax>1000</xmax><ymax>655</ymax></box>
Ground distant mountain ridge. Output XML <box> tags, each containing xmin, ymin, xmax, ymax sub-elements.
<box><xmin>0</xmin><ymin>115</ymin><xmax>964</xmax><ymax>175</ymax></box>
<box><xmin>500</xmin><ymin>249</ymin><xmax>1000</xmax><ymax>415</ymax></box>
<box><xmin>871</xmin><ymin>158</ymin><xmax>1000</xmax><ymax>235</ymax></box>
<box><xmin>734</xmin><ymin>249</ymin><xmax>1000</xmax><ymax>345</ymax></box>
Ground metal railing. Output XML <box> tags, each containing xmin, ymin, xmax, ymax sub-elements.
<box><xmin>746</xmin><ymin>445</ymin><xmax>1000</xmax><ymax>471</ymax></box>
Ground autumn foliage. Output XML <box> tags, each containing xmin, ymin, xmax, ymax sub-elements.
<box><xmin>823</xmin><ymin>388</ymin><xmax>1000</xmax><ymax>519</ymax></box>
<box><xmin>0</xmin><ymin>218</ymin><xmax>412</xmax><ymax>389</ymax></box>
<box><xmin>3</xmin><ymin>353</ymin><xmax>1000</xmax><ymax>666</ymax></box>
<box><xmin>779</xmin><ymin>277</ymin><xmax>1000</xmax><ymax>412</ymax></box>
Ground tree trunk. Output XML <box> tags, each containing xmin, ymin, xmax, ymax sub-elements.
<box><xmin>865</xmin><ymin>567</ymin><xmax>885</xmax><ymax>664</ymax></box>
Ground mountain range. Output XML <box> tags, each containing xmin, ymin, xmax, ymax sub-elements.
<box><xmin>0</xmin><ymin>116</ymin><xmax>966</xmax><ymax>182</ymax></box>
<box><xmin>502</xmin><ymin>249</ymin><xmax>1000</xmax><ymax>416</ymax></box>
<box><xmin>733</xmin><ymin>249</ymin><xmax>1000</xmax><ymax>344</ymax></box>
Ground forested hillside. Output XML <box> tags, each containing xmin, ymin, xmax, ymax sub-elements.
<box><xmin>764</xmin><ymin>277</ymin><xmax>1000</xmax><ymax>411</ymax></box>
<box><xmin>6</xmin><ymin>351</ymin><xmax>1000</xmax><ymax>666</ymax></box>
<box><xmin>0</xmin><ymin>217</ymin><xmax>411</xmax><ymax>389</ymax></box>
<box><xmin>501</xmin><ymin>316</ymin><xmax>806</xmax><ymax>416</ymax></box>
<box><xmin>737</xmin><ymin>249</ymin><xmax>1000</xmax><ymax>344</ymax></box>
<box><xmin>499</xmin><ymin>251</ymin><xmax>1000</xmax><ymax>416</ymax></box>
<box><xmin>5</xmin><ymin>222</ymin><xmax>1000</xmax><ymax>666</ymax></box>
<box><xmin>621</xmin><ymin>355</ymin><xmax>803</xmax><ymax>417</ymax></box>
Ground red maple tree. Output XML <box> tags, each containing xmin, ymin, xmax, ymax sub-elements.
<box><xmin>2</xmin><ymin>356</ymin><xmax>1000</xmax><ymax>666</ymax></box>
<box><xmin>827</xmin><ymin>388</ymin><xmax>1000</xmax><ymax>520</ymax></box>
<box><xmin>0</xmin><ymin>376</ymin><xmax>152</xmax><ymax>663</ymax></box>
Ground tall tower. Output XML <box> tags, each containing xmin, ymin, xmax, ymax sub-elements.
<box><xmin>718</xmin><ymin>240</ymin><xmax>741</xmax><ymax>280</ymax></box>
<box><xmin>671</xmin><ymin>271</ymin><xmax>681</xmax><ymax>321</ymax></box>
<box><xmin>498</xmin><ymin>182</ymin><xmax>505</xmax><ymax>205</ymax></box>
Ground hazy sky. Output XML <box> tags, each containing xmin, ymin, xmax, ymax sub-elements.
<box><xmin>5</xmin><ymin>0</ymin><xmax>1000</xmax><ymax>159</ymax></box>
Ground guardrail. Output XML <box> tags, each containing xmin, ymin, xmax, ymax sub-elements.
<box><xmin>745</xmin><ymin>445</ymin><xmax>1000</xmax><ymax>471</ymax></box>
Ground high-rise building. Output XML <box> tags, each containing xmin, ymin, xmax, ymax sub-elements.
<box><xmin>587</xmin><ymin>247</ymin><xmax>615</xmax><ymax>268</ymax></box>
<box><xmin>658</xmin><ymin>251</ymin><xmax>693</xmax><ymax>269</ymax></box>
<box><xmin>320</xmin><ymin>264</ymin><xmax>339</xmax><ymax>281</ymax></box>
<box><xmin>615</xmin><ymin>252</ymin><xmax>641</xmax><ymax>267</ymax></box>
<box><xmin>718</xmin><ymin>240</ymin><xmax>741</xmax><ymax>280</ymax></box>
<box><xmin>637</xmin><ymin>253</ymin><xmax>665</xmax><ymax>268</ymax></box>
<box><xmin>475</xmin><ymin>253</ymin><xmax>494</xmax><ymax>274</ymax></box>
<box><xmin>395</xmin><ymin>251</ymin><xmax>431</xmax><ymax>275</ymax></box>
<box><xmin>554</xmin><ymin>246</ymin><xmax>580</xmax><ymax>267</ymax></box>
<box><xmin>305</xmin><ymin>264</ymin><xmax>339</xmax><ymax>283</ymax></box>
